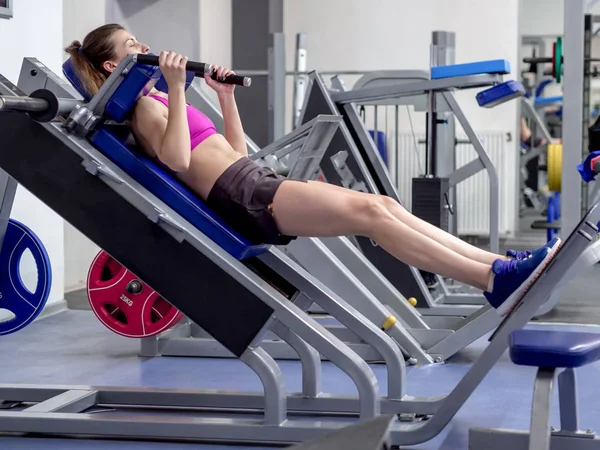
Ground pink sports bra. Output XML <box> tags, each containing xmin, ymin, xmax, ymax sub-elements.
<box><xmin>148</xmin><ymin>94</ymin><xmax>217</xmax><ymax>150</ymax></box>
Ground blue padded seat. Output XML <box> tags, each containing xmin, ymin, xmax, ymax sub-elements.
<box><xmin>476</xmin><ymin>80</ymin><xmax>525</xmax><ymax>108</ymax></box>
<box><xmin>509</xmin><ymin>329</ymin><xmax>600</xmax><ymax>368</ymax></box>
<box><xmin>90</xmin><ymin>127</ymin><xmax>270</xmax><ymax>260</ymax></box>
<box><xmin>431</xmin><ymin>59</ymin><xmax>511</xmax><ymax>80</ymax></box>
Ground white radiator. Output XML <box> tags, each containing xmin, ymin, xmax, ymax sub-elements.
<box><xmin>390</xmin><ymin>132</ymin><xmax>509</xmax><ymax>236</ymax></box>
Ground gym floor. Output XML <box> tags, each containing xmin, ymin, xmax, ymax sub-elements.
<box><xmin>1</xmin><ymin>260</ymin><xmax>600</xmax><ymax>449</ymax></box>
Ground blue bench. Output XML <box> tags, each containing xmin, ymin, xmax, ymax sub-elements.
<box><xmin>429</xmin><ymin>59</ymin><xmax>524</xmax><ymax>108</ymax></box>
<box><xmin>430</xmin><ymin>59</ymin><xmax>511</xmax><ymax>80</ymax></box>
<box><xmin>505</xmin><ymin>328</ymin><xmax>600</xmax><ymax>449</ymax></box>
<box><xmin>477</xmin><ymin>80</ymin><xmax>525</xmax><ymax>108</ymax></box>
<box><xmin>62</xmin><ymin>58</ymin><xmax>270</xmax><ymax>261</ymax></box>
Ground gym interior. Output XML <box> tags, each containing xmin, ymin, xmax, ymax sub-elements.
<box><xmin>0</xmin><ymin>0</ymin><xmax>599</xmax><ymax>448</ymax></box>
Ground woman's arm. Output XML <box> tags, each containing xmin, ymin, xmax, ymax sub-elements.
<box><xmin>132</xmin><ymin>93</ymin><xmax>190</xmax><ymax>172</ymax></box>
<box><xmin>219</xmin><ymin>92</ymin><xmax>248</xmax><ymax>156</ymax></box>
<box><xmin>205</xmin><ymin>65</ymin><xmax>248</xmax><ymax>156</ymax></box>
<box><xmin>132</xmin><ymin>51</ymin><xmax>192</xmax><ymax>172</ymax></box>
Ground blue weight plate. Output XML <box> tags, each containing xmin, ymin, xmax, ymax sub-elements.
<box><xmin>0</xmin><ymin>219</ymin><xmax>52</xmax><ymax>335</ymax></box>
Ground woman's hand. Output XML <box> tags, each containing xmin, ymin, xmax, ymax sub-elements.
<box><xmin>204</xmin><ymin>65</ymin><xmax>236</xmax><ymax>95</ymax></box>
<box><xmin>159</xmin><ymin>51</ymin><xmax>188</xmax><ymax>91</ymax></box>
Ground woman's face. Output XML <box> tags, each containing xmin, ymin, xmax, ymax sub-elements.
<box><xmin>103</xmin><ymin>29</ymin><xmax>150</xmax><ymax>74</ymax></box>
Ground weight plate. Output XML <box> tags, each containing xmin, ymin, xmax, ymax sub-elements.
<box><xmin>548</xmin><ymin>143</ymin><xmax>562</xmax><ymax>192</ymax></box>
<box><xmin>87</xmin><ymin>251</ymin><xmax>183</xmax><ymax>338</ymax></box>
<box><xmin>0</xmin><ymin>219</ymin><xmax>52</xmax><ymax>335</ymax></box>
<box><xmin>555</xmin><ymin>36</ymin><xmax>563</xmax><ymax>83</ymax></box>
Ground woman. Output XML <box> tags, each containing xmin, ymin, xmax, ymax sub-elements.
<box><xmin>65</xmin><ymin>24</ymin><xmax>559</xmax><ymax>317</ymax></box>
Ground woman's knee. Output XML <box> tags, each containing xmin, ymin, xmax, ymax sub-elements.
<box><xmin>352</xmin><ymin>196</ymin><xmax>395</xmax><ymax>236</ymax></box>
<box><xmin>376</xmin><ymin>194</ymin><xmax>401</xmax><ymax>211</ymax></box>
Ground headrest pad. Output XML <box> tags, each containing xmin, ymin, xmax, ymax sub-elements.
<box><xmin>62</xmin><ymin>57</ymin><xmax>92</xmax><ymax>102</ymax></box>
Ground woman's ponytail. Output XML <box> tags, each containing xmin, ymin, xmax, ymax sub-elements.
<box><xmin>63</xmin><ymin>24</ymin><xmax>125</xmax><ymax>96</ymax></box>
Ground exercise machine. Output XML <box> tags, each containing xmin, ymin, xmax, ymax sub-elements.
<box><xmin>299</xmin><ymin>61</ymin><xmax>522</xmax><ymax>317</ymax></box>
<box><xmin>0</xmin><ymin>54</ymin><xmax>596</xmax><ymax>446</ymax></box>
<box><xmin>15</xmin><ymin>57</ymin><xmax>433</xmax><ymax>364</ymax></box>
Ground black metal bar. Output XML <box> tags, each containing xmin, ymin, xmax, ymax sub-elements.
<box><xmin>133</xmin><ymin>54</ymin><xmax>251</xmax><ymax>87</ymax></box>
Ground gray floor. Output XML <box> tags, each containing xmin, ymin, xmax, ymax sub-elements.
<box><xmin>2</xmin><ymin>310</ymin><xmax>600</xmax><ymax>450</ymax></box>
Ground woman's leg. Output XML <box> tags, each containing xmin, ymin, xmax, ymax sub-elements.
<box><xmin>304</xmin><ymin>181</ymin><xmax>506</xmax><ymax>265</ymax></box>
<box><xmin>271</xmin><ymin>180</ymin><xmax>492</xmax><ymax>291</ymax></box>
<box><xmin>271</xmin><ymin>179</ymin><xmax>558</xmax><ymax>316</ymax></box>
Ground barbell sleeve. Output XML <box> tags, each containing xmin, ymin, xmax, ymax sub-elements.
<box><xmin>523</xmin><ymin>56</ymin><xmax>600</xmax><ymax>64</ymax></box>
<box><xmin>0</xmin><ymin>96</ymin><xmax>48</xmax><ymax>113</ymax></box>
<box><xmin>0</xmin><ymin>89</ymin><xmax>83</xmax><ymax>123</ymax></box>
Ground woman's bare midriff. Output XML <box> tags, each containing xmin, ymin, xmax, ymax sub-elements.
<box><xmin>175</xmin><ymin>134</ymin><xmax>245</xmax><ymax>200</ymax></box>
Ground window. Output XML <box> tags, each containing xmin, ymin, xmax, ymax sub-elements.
<box><xmin>0</xmin><ymin>0</ymin><xmax>13</xmax><ymax>19</ymax></box>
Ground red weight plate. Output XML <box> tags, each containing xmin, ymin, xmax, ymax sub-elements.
<box><xmin>86</xmin><ymin>251</ymin><xmax>183</xmax><ymax>338</ymax></box>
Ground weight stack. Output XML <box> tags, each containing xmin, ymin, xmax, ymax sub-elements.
<box><xmin>411</xmin><ymin>176</ymin><xmax>450</xmax><ymax>231</ymax></box>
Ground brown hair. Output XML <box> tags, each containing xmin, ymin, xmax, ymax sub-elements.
<box><xmin>64</xmin><ymin>24</ymin><xmax>125</xmax><ymax>96</ymax></box>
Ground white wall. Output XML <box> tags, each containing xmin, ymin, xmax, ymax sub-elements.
<box><xmin>519</xmin><ymin>0</ymin><xmax>600</xmax><ymax>36</ymax></box>
<box><xmin>0</xmin><ymin>0</ymin><xmax>65</xmax><ymax>310</ymax></box>
<box><xmin>199</xmin><ymin>0</ymin><xmax>232</xmax><ymax>104</ymax></box>
<box><xmin>106</xmin><ymin>0</ymin><xmax>201</xmax><ymax>61</ymax></box>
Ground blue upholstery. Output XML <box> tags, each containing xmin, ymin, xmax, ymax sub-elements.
<box><xmin>476</xmin><ymin>81</ymin><xmax>525</xmax><ymax>108</ymax></box>
<box><xmin>534</xmin><ymin>96</ymin><xmax>563</xmax><ymax>106</ymax></box>
<box><xmin>509</xmin><ymin>329</ymin><xmax>600</xmax><ymax>368</ymax></box>
<box><xmin>63</xmin><ymin>57</ymin><xmax>270</xmax><ymax>260</ymax></box>
<box><xmin>90</xmin><ymin>127</ymin><xmax>269</xmax><ymax>260</ymax></box>
<box><xmin>431</xmin><ymin>59</ymin><xmax>511</xmax><ymax>80</ymax></box>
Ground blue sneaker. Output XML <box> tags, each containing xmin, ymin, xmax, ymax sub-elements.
<box><xmin>506</xmin><ymin>237</ymin><xmax>560</xmax><ymax>260</ymax></box>
<box><xmin>486</xmin><ymin>238</ymin><xmax>561</xmax><ymax>317</ymax></box>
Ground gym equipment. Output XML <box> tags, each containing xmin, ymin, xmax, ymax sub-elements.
<box><xmin>523</xmin><ymin>152</ymin><xmax>600</xmax><ymax>320</ymax></box>
<box><xmin>133</xmin><ymin>54</ymin><xmax>252</xmax><ymax>87</ymax></box>
<box><xmin>547</xmin><ymin>143</ymin><xmax>562</xmax><ymax>192</ymax></box>
<box><xmin>143</xmin><ymin>66</ymin><xmax>503</xmax><ymax>364</ymax></box>
<box><xmin>523</xmin><ymin>35</ymin><xmax>600</xmax><ymax>83</ymax></box>
<box><xmin>0</xmin><ymin>88</ymin><xmax>81</xmax><ymax>122</ymax></box>
<box><xmin>519</xmin><ymin>98</ymin><xmax>555</xmax><ymax>218</ymax></box>
<box><xmin>87</xmin><ymin>250</ymin><xmax>183</xmax><ymax>338</ymax></box>
<box><xmin>0</xmin><ymin>218</ymin><xmax>52</xmax><ymax>336</ymax></box>
<box><xmin>0</xmin><ymin>52</ymin><xmax>596</xmax><ymax>446</ymax></box>
<box><xmin>298</xmin><ymin>60</ymin><xmax>520</xmax><ymax>314</ymax></box>
<box><xmin>469</xmin><ymin>328</ymin><xmax>600</xmax><ymax>449</ymax></box>
<box><xmin>289</xmin><ymin>414</ymin><xmax>396</xmax><ymax>450</ymax></box>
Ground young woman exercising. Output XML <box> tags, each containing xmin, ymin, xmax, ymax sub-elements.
<box><xmin>65</xmin><ymin>24</ymin><xmax>560</xmax><ymax>317</ymax></box>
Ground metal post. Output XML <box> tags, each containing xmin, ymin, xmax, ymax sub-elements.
<box><xmin>430</xmin><ymin>31</ymin><xmax>457</xmax><ymax>236</ymax></box>
<box><xmin>558</xmin><ymin>368</ymin><xmax>579</xmax><ymax>433</ymax></box>
<box><xmin>561</xmin><ymin>0</ymin><xmax>586</xmax><ymax>236</ymax></box>
<box><xmin>0</xmin><ymin>170</ymin><xmax>18</xmax><ymax>256</ymax></box>
<box><xmin>582</xmin><ymin>14</ymin><xmax>592</xmax><ymax>212</ymax></box>
<box><xmin>268</xmin><ymin>32</ymin><xmax>286</xmax><ymax>143</ymax></box>
<box><xmin>292</xmin><ymin>33</ymin><xmax>308</xmax><ymax>130</ymax></box>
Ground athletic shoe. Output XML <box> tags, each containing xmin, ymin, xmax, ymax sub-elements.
<box><xmin>485</xmin><ymin>238</ymin><xmax>561</xmax><ymax>317</ymax></box>
<box><xmin>506</xmin><ymin>237</ymin><xmax>560</xmax><ymax>260</ymax></box>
